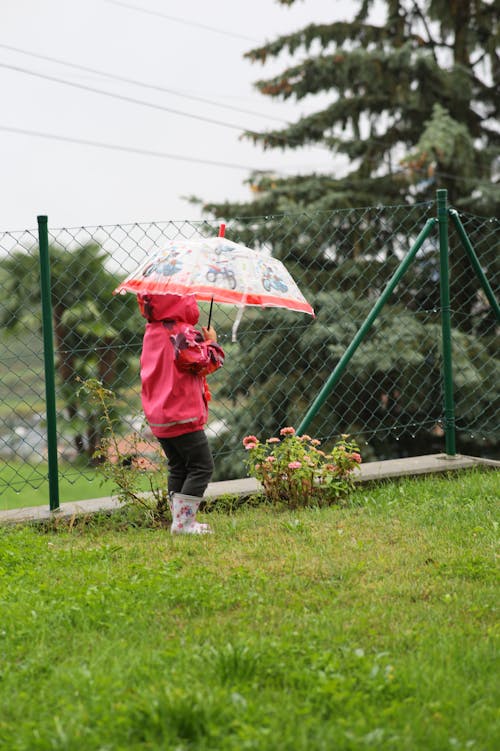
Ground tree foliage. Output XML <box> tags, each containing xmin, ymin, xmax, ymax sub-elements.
<box><xmin>0</xmin><ymin>244</ymin><xmax>142</xmax><ymax>460</ymax></box>
<box><xmin>202</xmin><ymin>1</ymin><xmax>499</xmax><ymax>473</ymax></box>
<box><xmin>204</xmin><ymin>0</ymin><xmax>498</xmax><ymax>217</ymax></box>
<box><xmin>211</xmin><ymin>285</ymin><xmax>498</xmax><ymax>480</ymax></box>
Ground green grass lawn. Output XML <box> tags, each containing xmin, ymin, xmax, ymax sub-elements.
<box><xmin>0</xmin><ymin>461</ymin><xmax>168</xmax><ymax>510</ymax></box>
<box><xmin>0</xmin><ymin>462</ymin><xmax>119</xmax><ymax>510</ymax></box>
<box><xmin>0</xmin><ymin>469</ymin><xmax>498</xmax><ymax>750</ymax></box>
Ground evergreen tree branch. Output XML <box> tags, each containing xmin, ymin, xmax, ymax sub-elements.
<box><xmin>411</xmin><ymin>0</ymin><xmax>438</xmax><ymax>63</ymax></box>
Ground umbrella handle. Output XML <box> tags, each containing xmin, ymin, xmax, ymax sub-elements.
<box><xmin>206</xmin><ymin>225</ymin><xmax>223</xmax><ymax>328</ymax></box>
<box><xmin>207</xmin><ymin>297</ymin><xmax>214</xmax><ymax>329</ymax></box>
<box><xmin>207</xmin><ymin>225</ymin><xmax>224</xmax><ymax>328</ymax></box>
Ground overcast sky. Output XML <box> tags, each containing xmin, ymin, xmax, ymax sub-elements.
<box><xmin>1</xmin><ymin>0</ymin><xmax>373</xmax><ymax>231</ymax></box>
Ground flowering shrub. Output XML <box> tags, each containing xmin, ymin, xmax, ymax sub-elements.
<box><xmin>79</xmin><ymin>379</ymin><xmax>170</xmax><ymax>523</ymax></box>
<box><xmin>243</xmin><ymin>427</ymin><xmax>362</xmax><ymax>508</ymax></box>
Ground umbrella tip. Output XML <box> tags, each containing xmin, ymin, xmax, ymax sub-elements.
<box><xmin>218</xmin><ymin>223</ymin><xmax>226</xmax><ymax>238</ymax></box>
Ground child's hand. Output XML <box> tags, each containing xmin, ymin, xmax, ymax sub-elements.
<box><xmin>202</xmin><ymin>326</ymin><xmax>217</xmax><ymax>342</ymax></box>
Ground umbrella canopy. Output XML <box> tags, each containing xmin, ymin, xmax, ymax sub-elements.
<box><xmin>113</xmin><ymin>236</ymin><xmax>314</xmax><ymax>317</ymax></box>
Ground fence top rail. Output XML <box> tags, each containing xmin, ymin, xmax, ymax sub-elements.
<box><xmin>0</xmin><ymin>199</ymin><xmax>450</xmax><ymax>235</ymax></box>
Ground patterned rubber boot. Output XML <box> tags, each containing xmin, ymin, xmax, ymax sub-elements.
<box><xmin>170</xmin><ymin>493</ymin><xmax>212</xmax><ymax>535</ymax></box>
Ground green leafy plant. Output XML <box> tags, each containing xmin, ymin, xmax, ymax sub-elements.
<box><xmin>78</xmin><ymin>379</ymin><xmax>170</xmax><ymax>524</ymax></box>
<box><xmin>243</xmin><ymin>427</ymin><xmax>361</xmax><ymax>508</ymax></box>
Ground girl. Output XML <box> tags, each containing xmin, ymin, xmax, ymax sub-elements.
<box><xmin>138</xmin><ymin>293</ymin><xmax>224</xmax><ymax>534</ymax></box>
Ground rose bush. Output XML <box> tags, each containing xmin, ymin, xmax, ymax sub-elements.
<box><xmin>243</xmin><ymin>427</ymin><xmax>361</xmax><ymax>508</ymax></box>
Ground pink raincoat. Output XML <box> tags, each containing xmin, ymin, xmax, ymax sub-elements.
<box><xmin>138</xmin><ymin>294</ymin><xmax>224</xmax><ymax>438</ymax></box>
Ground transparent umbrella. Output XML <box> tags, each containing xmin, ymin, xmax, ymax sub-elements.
<box><xmin>113</xmin><ymin>227</ymin><xmax>314</xmax><ymax>339</ymax></box>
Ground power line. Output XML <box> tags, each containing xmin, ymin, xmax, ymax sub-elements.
<box><xmin>2</xmin><ymin>123</ymin><xmax>489</xmax><ymax>188</ymax></box>
<box><xmin>0</xmin><ymin>123</ymin><xmax>333</xmax><ymax>174</ymax></box>
<box><xmin>103</xmin><ymin>0</ymin><xmax>260</xmax><ymax>43</ymax></box>
<box><xmin>0</xmin><ymin>42</ymin><xmax>287</xmax><ymax>124</ymax></box>
<box><xmin>2</xmin><ymin>55</ymin><xmax>489</xmax><ymax>188</ymax></box>
<box><xmin>0</xmin><ymin>60</ymin><xmax>333</xmax><ymax>153</ymax></box>
<box><xmin>0</xmin><ymin>124</ymin><xmax>259</xmax><ymax>170</ymax></box>
<box><xmin>0</xmin><ymin>61</ymin><xmax>246</xmax><ymax>132</ymax></box>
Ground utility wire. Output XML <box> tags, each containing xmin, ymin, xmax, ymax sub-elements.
<box><xmin>0</xmin><ymin>123</ymin><xmax>329</xmax><ymax>173</ymax></box>
<box><xmin>0</xmin><ymin>42</ymin><xmax>287</xmax><ymax>124</ymax></box>
<box><xmin>5</xmin><ymin>121</ymin><xmax>484</xmax><ymax>194</ymax></box>
<box><xmin>1</xmin><ymin>59</ymin><xmax>491</xmax><ymax>187</ymax></box>
<box><xmin>0</xmin><ymin>60</ymin><xmax>334</xmax><ymax>153</ymax></box>
<box><xmin>0</xmin><ymin>124</ymin><xmax>261</xmax><ymax>170</ymax></box>
<box><xmin>0</xmin><ymin>61</ymin><xmax>247</xmax><ymax>132</ymax></box>
<box><xmin>0</xmin><ymin>123</ymin><xmax>490</xmax><ymax>188</ymax></box>
<box><xmin>6</xmin><ymin>54</ymin><xmax>487</xmax><ymax>183</ymax></box>
<box><xmin>103</xmin><ymin>0</ymin><xmax>260</xmax><ymax>43</ymax></box>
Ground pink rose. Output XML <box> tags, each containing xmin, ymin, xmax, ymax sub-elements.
<box><xmin>288</xmin><ymin>461</ymin><xmax>302</xmax><ymax>469</ymax></box>
<box><xmin>266</xmin><ymin>437</ymin><xmax>280</xmax><ymax>444</ymax></box>
<box><xmin>280</xmin><ymin>427</ymin><xmax>296</xmax><ymax>436</ymax></box>
<box><xmin>244</xmin><ymin>442</ymin><xmax>257</xmax><ymax>451</ymax></box>
<box><xmin>350</xmin><ymin>452</ymin><xmax>362</xmax><ymax>463</ymax></box>
<box><xmin>243</xmin><ymin>435</ymin><xmax>259</xmax><ymax>448</ymax></box>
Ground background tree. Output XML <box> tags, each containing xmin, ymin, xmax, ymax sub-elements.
<box><xmin>211</xmin><ymin>286</ymin><xmax>497</xmax><ymax>480</ymax></box>
<box><xmin>205</xmin><ymin>0</ymin><xmax>498</xmax><ymax>217</ymax></box>
<box><xmin>203</xmin><ymin>0</ymin><xmax>498</xmax><ymax>333</ymax></box>
<box><xmin>0</xmin><ymin>244</ymin><xmax>142</xmax><ymax>461</ymax></box>
<box><xmin>202</xmin><ymin>0</ymin><xmax>499</xmax><ymax>473</ymax></box>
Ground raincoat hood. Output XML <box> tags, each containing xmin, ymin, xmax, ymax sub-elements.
<box><xmin>137</xmin><ymin>293</ymin><xmax>199</xmax><ymax>325</ymax></box>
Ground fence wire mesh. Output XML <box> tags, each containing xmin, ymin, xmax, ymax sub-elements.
<box><xmin>0</xmin><ymin>201</ymin><xmax>498</xmax><ymax>508</ymax></box>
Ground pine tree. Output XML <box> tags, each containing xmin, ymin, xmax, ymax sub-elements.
<box><xmin>201</xmin><ymin>1</ymin><xmax>499</xmax><ymax>473</ymax></box>
<box><xmin>204</xmin><ymin>0</ymin><xmax>499</xmax><ymax>217</ymax></box>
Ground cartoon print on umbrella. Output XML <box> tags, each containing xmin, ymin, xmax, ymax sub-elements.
<box><xmin>143</xmin><ymin>249</ymin><xmax>183</xmax><ymax>278</ymax></box>
<box><xmin>262</xmin><ymin>265</ymin><xmax>288</xmax><ymax>293</ymax></box>
<box><xmin>206</xmin><ymin>256</ymin><xmax>237</xmax><ymax>290</ymax></box>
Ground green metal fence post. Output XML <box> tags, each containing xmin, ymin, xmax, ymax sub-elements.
<box><xmin>37</xmin><ymin>215</ymin><xmax>60</xmax><ymax>511</ymax></box>
<box><xmin>436</xmin><ymin>190</ymin><xmax>456</xmax><ymax>456</ymax></box>
<box><xmin>296</xmin><ymin>217</ymin><xmax>437</xmax><ymax>436</ymax></box>
<box><xmin>449</xmin><ymin>209</ymin><xmax>500</xmax><ymax>322</ymax></box>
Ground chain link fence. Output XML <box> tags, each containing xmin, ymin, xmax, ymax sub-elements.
<box><xmin>0</xmin><ymin>198</ymin><xmax>498</xmax><ymax>509</ymax></box>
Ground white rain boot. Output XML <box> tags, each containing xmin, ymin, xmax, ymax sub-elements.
<box><xmin>170</xmin><ymin>493</ymin><xmax>212</xmax><ymax>535</ymax></box>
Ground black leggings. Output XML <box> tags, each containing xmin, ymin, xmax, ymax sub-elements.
<box><xmin>158</xmin><ymin>430</ymin><xmax>214</xmax><ymax>497</ymax></box>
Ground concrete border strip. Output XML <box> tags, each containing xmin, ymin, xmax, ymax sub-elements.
<box><xmin>0</xmin><ymin>453</ymin><xmax>497</xmax><ymax>526</ymax></box>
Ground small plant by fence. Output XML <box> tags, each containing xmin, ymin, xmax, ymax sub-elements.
<box><xmin>0</xmin><ymin>190</ymin><xmax>498</xmax><ymax>510</ymax></box>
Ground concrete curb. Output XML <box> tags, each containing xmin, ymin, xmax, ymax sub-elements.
<box><xmin>0</xmin><ymin>453</ymin><xmax>497</xmax><ymax>526</ymax></box>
